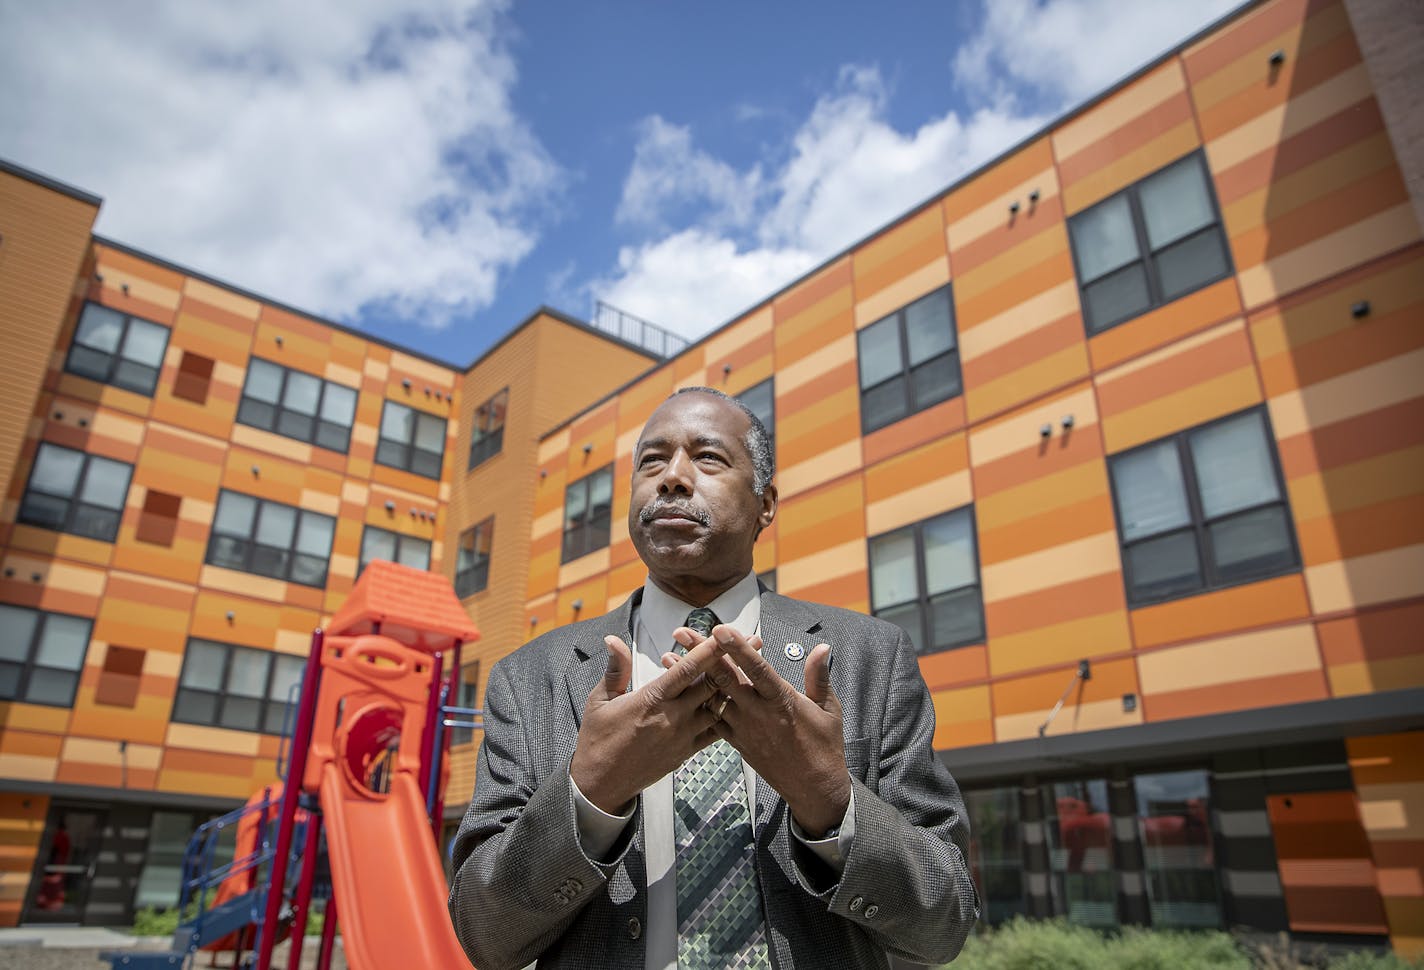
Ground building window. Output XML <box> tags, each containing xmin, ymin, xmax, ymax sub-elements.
<box><xmin>455</xmin><ymin>518</ymin><xmax>494</xmax><ymax>597</ymax></box>
<box><xmin>868</xmin><ymin>506</ymin><xmax>984</xmax><ymax>654</ymax></box>
<box><xmin>1068</xmin><ymin>152</ymin><xmax>1231</xmax><ymax>334</ymax></box>
<box><xmin>237</xmin><ymin>358</ymin><xmax>359</xmax><ymax>452</ymax></box>
<box><xmin>172</xmin><ymin>639</ymin><xmax>305</xmax><ymax>735</ymax></box>
<box><xmin>562</xmin><ymin>465</ymin><xmax>613</xmax><ymax>563</ymax></box>
<box><xmin>18</xmin><ymin>442</ymin><xmax>133</xmax><ymax>543</ymax></box>
<box><xmin>966</xmin><ymin>787</ymin><xmax>1028</xmax><ymax>924</ymax></box>
<box><xmin>450</xmin><ymin>661</ymin><xmax>482</xmax><ymax>745</ymax></box>
<box><xmin>358</xmin><ymin>525</ymin><xmax>431</xmax><ymax>575</ymax></box>
<box><xmin>1044</xmin><ymin>779</ymin><xmax>1118</xmax><ymax>927</ymax></box>
<box><xmin>206</xmin><ymin>491</ymin><xmax>336</xmax><ymax>587</ymax></box>
<box><xmin>0</xmin><ymin>605</ymin><xmax>92</xmax><ymax>707</ymax></box>
<box><xmin>1109</xmin><ymin>408</ymin><xmax>1298</xmax><ymax>606</ymax></box>
<box><xmin>64</xmin><ymin>302</ymin><xmax>170</xmax><ymax>396</ymax></box>
<box><xmin>857</xmin><ymin>285</ymin><xmax>961</xmax><ymax>434</ymax></box>
<box><xmin>468</xmin><ymin>388</ymin><xmax>509</xmax><ymax>470</ymax></box>
<box><xmin>1135</xmin><ymin>769</ymin><xmax>1221</xmax><ymax>928</ymax></box>
<box><xmin>376</xmin><ymin>401</ymin><xmax>446</xmax><ymax>479</ymax></box>
<box><xmin>737</xmin><ymin>379</ymin><xmax>775</xmax><ymax>444</ymax></box>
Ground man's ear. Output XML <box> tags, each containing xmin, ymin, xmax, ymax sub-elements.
<box><xmin>758</xmin><ymin>484</ymin><xmax>778</xmax><ymax>531</ymax></box>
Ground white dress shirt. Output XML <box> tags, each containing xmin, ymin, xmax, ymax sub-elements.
<box><xmin>569</xmin><ymin>572</ymin><xmax>855</xmax><ymax>970</ymax></box>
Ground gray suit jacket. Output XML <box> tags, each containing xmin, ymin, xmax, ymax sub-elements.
<box><xmin>448</xmin><ymin>588</ymin><xmax>979</xmax><ymax>969</ymax></box>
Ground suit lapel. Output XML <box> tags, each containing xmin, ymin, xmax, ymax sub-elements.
<box><xmin>753</xmin><ymin>591</ymin><xmax>825</xmax><ymax>830</ymax></box>
<box><xmin>564</xmin><ymin>591</ymin><xmax>640</xmax><ymax>727</ymax></box>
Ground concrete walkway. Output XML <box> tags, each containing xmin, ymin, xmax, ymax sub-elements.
<box><xmin>0</xmin><ymin>926</ymin><xmax>164</xmax><ymax>949</ymax></box>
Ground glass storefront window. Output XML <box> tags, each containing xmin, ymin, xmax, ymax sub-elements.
<box><xmin>965</xmin><ymin>788</ymin><xmax>1026</xmax><ymax>923</ymax></box>
<box><xmin>1043</xmin><ymin>779</ymin><xmax>1117</xmax><ymax>926</ymax></box>
<box><xmin>1135</xmin><ymin>769</ymin><xmax>1221</xmax><ymax>928</ymax></box>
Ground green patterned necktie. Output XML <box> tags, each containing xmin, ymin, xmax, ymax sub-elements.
<box><xmin>673</xmin><ymin>608</ymin><xmax>771</xmax><ymax>969</ymax></box>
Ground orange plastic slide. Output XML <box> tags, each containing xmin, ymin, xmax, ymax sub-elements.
<box><xmin>318</xmin><ymin>763</ymin><xmax>474</xmax><ymax>969</ymax></box>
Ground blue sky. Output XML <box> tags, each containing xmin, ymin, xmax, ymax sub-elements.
<box><xmin>0</xmin><ymin>0</ymin><xmax>1240</xmax><ymax>367</ymax></box>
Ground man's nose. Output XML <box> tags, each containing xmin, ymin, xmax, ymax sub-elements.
<box><xmin>658</xmin><ymin>449</ymin><xmax>694</xmax><ymax>493</ymax></box>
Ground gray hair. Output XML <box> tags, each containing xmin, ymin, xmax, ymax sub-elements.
<box><xmin>671</xmin><ymin>386</ymin><xmax>774</xmax><ymax>496</ymax></box>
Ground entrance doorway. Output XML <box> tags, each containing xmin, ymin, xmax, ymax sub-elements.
<box><xmin>22</xmin><ymin>804</ymin><xmax>106</xmax><ymax>923</ymax></box>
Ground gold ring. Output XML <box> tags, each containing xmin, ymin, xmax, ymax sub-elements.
<box><xmin>713</xmin><ymin>695</ymin><xmax>731</xmax><ymax>720</ymax></box>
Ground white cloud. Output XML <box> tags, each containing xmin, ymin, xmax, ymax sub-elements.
<box><xmin>952</xmin><ymin>0</ymin><xmax>1243</xmax><ymax>110</ymax></box>
<box><xmin>0</xmin><ymin>0</ymin><xmax>560</xmax><ymax>329</ymax></box>
<box><xmin>594</xmin><ymin>230</ymin><xmax>816</xmax><ymax>337</ymax></box>
<box><xmin>593</xmin><ymin>66</ymin><xmax>1044</xmax><ymax>340</ymax></box>
<box><xmin>594</xmin><ymin>0</ymin><xmax>1245</xmax><ymax>343</ymax></box>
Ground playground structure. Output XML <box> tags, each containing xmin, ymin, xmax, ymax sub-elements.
<box><xmin>104</xmin><ymin>560</ymin><xmax>482</xmax><ymax>969</ymax></box>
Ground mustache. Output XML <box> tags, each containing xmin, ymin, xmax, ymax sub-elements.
<box><xmin>638</xmin><ymin>499</ymin><xmax>711</xmax><ymax>526</ymax></box>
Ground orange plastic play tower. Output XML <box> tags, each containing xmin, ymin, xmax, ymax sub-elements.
<box><xmin>253</xmin><ymin>560</ymin><xmax>480</xmax><ymax>970</ymax></box>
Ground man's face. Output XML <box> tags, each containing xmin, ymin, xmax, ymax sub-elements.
<box><xmin>628</xmin><ymin>393</ymin><xmax>776</xmax><ymax>591</ymax></box>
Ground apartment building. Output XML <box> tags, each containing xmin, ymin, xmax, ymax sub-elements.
<box><xmin>1</xmin><ymin>0</ymin><xmax>1420</xmax><ymax>952</ymax></box>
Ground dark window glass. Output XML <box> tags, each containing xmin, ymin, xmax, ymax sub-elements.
<box><xmin>1044</xmin><ymin>779</ymin><xmax>1118</xmax><ymax>927</ymax></box>
<box><xmin>455</xmin><ymin>518</ymin><xmax>494</xmax><ymax>597</ymax></box>
<box><xmin>1109</xmin><ymin>408</ymin><xmax>1299</xmax><ymax>606</ymax></box>
<box><xmin>205</xmin><ymin>490</ymin><xmax>335</xmax><ymax>587</ymax></box>
<box><xmin>0</xmin><ymin>605</ymin><xmax>91</xmax><ymax>708</ymax></box>
<box><xmin>236</xmin><ymin>357</ymin><xmax>358</xmax><ymax>452</ymax></box>
<box><xmin>18</xmin><ymin>443</ymin><xmax>133</xmax><ymax>542</ymax></box>
<box><xmin>857</xmin><ymin>286</ymin><xmax>961</xmax><ymax>433</ymax></box>
<box><xmin>561</xmin><ymin>466</ymin><xmax>613</xmax><ymax>563</ymax></box>
<box><xmin>468</xmin><ymin>388</ymin><xmax>509</xmax><ymax>470</ymax></box>
<box><xmin>377</xmin><ymin>401</ymin><xmax>446</xmax><ymax>479</ymax></box>
<box><xmin>1135</xmin><ymin>769</ymin><xmax>1221</xmax><ymax>928</ymax></box>
<box><xmin>1068</xmin><ymin>153</ymin><xmax>1232</xmax><ymax>334</ymax></box>
<box><xmin>736</xmin><ymin>379</ymin><xmax>775</xmax><ymax>445</ymax></box>
<box><xmin>64</xmin><ymin>303</ymin><xmax>170</xmax><ymax>396</ymax></box>
<box><xmin>965</xmin><ymin>788</ymin><xmax>1027</xmax><ymax>924</ymax></box>
<box><xmin>868</xmin><ymin>506</ymin><xmax>984</xmax><ymax>654</ymax></box>
<box><xmin>449</xmin><ymin>661</ymin><xmax>482</xmax><ymax>745</ymax></box>
<box><xmin>358</xmin><ymin>525</ymin><xmax>431</xmax><ymax>575</ymax></box>
<box><xmin>172</xmin><ymin>639</ymin><xmax>304</xmax><ymax>735</ymax></box>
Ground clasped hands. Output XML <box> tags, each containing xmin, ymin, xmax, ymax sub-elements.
<box><xmin>570</xmin><ymin>624</ymin><xmax>851</xmax><ymax>838</ymax></box>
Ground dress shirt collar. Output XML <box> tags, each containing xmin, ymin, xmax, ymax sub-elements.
<box><xmin>637</xmin><ymin>571</ymin><xmax>761</xmax><ymax>656</ymax></box>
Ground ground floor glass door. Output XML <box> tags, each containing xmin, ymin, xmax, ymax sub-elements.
<box><xmin>23</xmin><ymin>804</ymin><xmax>106</xmax><ymax>923</ymax></box>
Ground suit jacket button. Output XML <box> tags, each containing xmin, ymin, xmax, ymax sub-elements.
<box><xmin>849</xmin><ymin>895</ymin><xmax>863</xmax><ymax>912</ymax></box>
<box><xmin>864</xmin><ymin>904</ymin><xmax>879</xmax><ymax>919</ymax></box>
<box><xmin>554</xmin><ymin>891</ymin><xmax>568</xmax><ymax>906</ymax></box>
<box><xmin>568</xmin><ymin>878</ymin><xmax>583</xmax><ymax>893</ymax></box>
<box><xmin>627</xmin><ymin>917</ymin><xmax>642</xmax><ymax>940</ymax></box>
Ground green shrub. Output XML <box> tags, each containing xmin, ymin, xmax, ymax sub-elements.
<box><xmin>947</xmin><ymin>919</ymin><xmax>1248</xmax><ymax>970</ymax></box>
<box><xmin>1112</xmin><ymin>926</ymin><xmax>1250</xmax><ymax>970</ymax></box>
<box><xmin>1324</xmin><ymin>952</ymin><xmax>1424</xmax><ymax>970</ymax></box>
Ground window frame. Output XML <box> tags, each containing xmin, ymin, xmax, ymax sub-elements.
<box><xmin>358</xmin><ymin>524</ymin><xmax>432</xmax><ymax>575</ymax></box>
<box><xmin>736</xmin><ymin>378</ymin><xmax>775</xmax><ymax>445</ymax></box>
<box><xmin>63</xmin><ymin>302</ymin><xmax>171</xmax><ymax>397</ymax></box>
<box><xmin>1107</xmin><ymin>406</ymin><xmax>1301</xmax><ymax>608</ymax></box>
<box><xmin>857</xmin><ymin>284</ymin><xmax>963</xmax><ymax>434</ymax></box>
<box><xmin>1067</xmin><ymin>151</ymin><xmax>1233</xmax><ymax>335</ymax></box>
<box><xmin>204</xmin><ymin>490</ymin><xmax>337</xmax><ymax>587</ymax></box>
<box><xmin>467</xmin><ymin>388</ymin><xmax>509</xmax><ymax>471</ymax></box>
<box><xmin>235</xmin><ymin>357</ymin><xmax>359</xmax><ymax>453</ymax></box>
<box><xmin>561</xmin><ymin>465</ymin><xmax>614</xmax><ymax>564</ymax></box>
<box><xmin>375</xmin><ymin>401</ymin><xmax>447</xmax><ymax>479</ymax></box>
<box><xmin>170</xmin><ymin>639</ymin><xmax>305</xmax><ymax>736</ymax></box>
<box><xmin>867</xmin><ymin>505</ymin><xmax>985</xmax><ymax>655</ymax></box>
<box><xmin>455</xmin><ymin>517</ymin><xmax>494</xmax><ymax>598</ymax></box>
<box><xmin>17</xmin><ymin>442</ymin><xmax>134</xmax><ymax>543</ymax></box>
<box><xmin>0</xmin><ymin>605</ymin><xmax>92</xmax><ymax>708</ymax></box>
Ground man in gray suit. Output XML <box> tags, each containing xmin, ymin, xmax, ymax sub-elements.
<box><xmin>449</xmin><ymin>387</ymin><xmax>978</xmax><ymax>969</ymax></box>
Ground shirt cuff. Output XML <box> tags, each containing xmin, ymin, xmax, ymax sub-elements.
<box><xmin>788</xmin><ymin>784</ymin><xmax>856</xmax><ymax>873</ymax></box>
<box><xmin>570</xmin><ymin>772</ymin><xmax>636</xmax><ymax>862</ymax></box>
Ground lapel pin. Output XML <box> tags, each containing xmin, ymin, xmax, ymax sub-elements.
<box><xmin>784</xmin><ymin>642</ymin><xmax>805</xmax><ymax>661</ymax></box>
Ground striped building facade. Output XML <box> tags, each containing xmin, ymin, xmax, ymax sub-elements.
<box><xmin>0</xmin><ymin>0</ymin><xmax>1421</xmax><ymax>953</ymax></box>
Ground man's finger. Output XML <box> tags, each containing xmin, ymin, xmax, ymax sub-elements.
<box><xmin>601</xmin><ymin>636</ymin><xmax>633</xmax><ymax>697</ymax></box>
<box><xmin>651</xmin><ymin>635</ymin><xmax>720</xmax><ymax>699</ymax></box>
<box><xmin>804</xmin><ymin>643</ymin><xmax>841</xmax><ymax>716</ymax></box>
<box><xmin>713</xmin><ymin>629</ymin><xmax>783</xmax><ymax>700</ymax></box>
